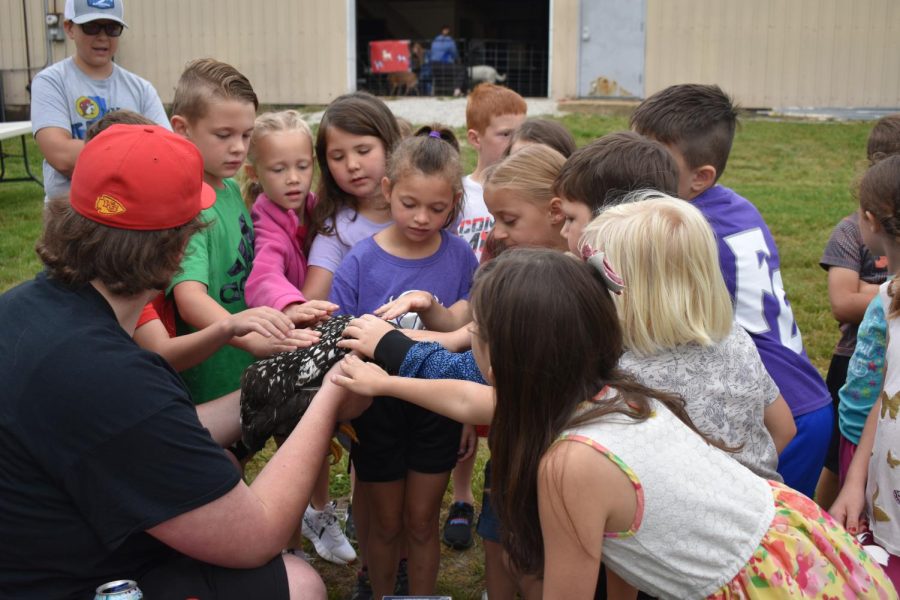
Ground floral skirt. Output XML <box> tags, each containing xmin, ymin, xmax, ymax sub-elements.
<box><xmin>709</xmin><ymin>481</ymin><xmax>896</xmax><ymax>599</ymax></box>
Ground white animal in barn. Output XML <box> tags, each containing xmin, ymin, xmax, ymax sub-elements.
<box><xmin>468</xmin><ymin>65</ymin><xmax>507</xmax><ymax>85</ymax></box>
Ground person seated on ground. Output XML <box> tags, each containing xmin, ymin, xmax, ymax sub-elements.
<box><xmin>0</xmin><ymin>124</ymin><xmax>368</xmax><ymax>600</ymax></box>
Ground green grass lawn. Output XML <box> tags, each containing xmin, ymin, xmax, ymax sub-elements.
<box><xmin>0</xmin><ymin>112</ymin><xmax>874</xmax><ymax>598</ymax></box>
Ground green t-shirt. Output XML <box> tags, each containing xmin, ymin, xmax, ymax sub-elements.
<box><xmin>169</xmin><ymin>179</ymin><xmax>255</xmax><ymax>403</ymax></box>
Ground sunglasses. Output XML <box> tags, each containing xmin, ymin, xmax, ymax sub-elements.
<box><xmin>79</xmin><ymin>22</ymin><xmax>124</xmax><ymax>37</ymax></box>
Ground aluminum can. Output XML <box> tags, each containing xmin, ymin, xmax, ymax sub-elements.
<box><xmin>94</xmin><ymin>579</ymin><xmax>143</xmax><ymax>600</ymax></box>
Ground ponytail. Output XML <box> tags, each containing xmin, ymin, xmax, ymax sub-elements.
<box><xmin>413</xmin><ymin>123</ymin><xmax>460</xmax><ymax>152</ymax></box>
<box><xmin>386</xmin><ymin>122</ymin><xmax>464</xmax><ymax>228</ymax></box>
<box><xmin>240</xmin><ymin>174</ymin><xmax>264</xmax><ymax>211</ymax></box>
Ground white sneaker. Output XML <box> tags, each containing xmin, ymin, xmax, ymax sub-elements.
<box><xmin>301</xmin><ymin>502</ymin><xmax>357</xmax><ymax>565</ymax></box>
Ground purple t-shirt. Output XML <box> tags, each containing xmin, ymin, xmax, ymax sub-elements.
<box><xmin>693</xmin><ymin>185</ymin><xmax>830</xmax><ymax>417</ymax></box>
<box><xmin>329</xmin><ymin>230</ymin><xmax>478</xmax><ymax>325</ymax></box>
<box><xmin>307</xmin><ymin>207</ymin><xmax>393</xmax><ymax>274</ymax></box>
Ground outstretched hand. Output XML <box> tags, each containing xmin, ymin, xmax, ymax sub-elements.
<box><xmin>229</xmin><ymin>307</ymin><xmax>325</xmax><ymax>358</ymax></box>
<box><xmin>374</xmin><ymin>291</ymin><xmax>434</xmax><ymax>322</ymax></box>
<box><xmin>316</xmin><ymin>363</ymin><xmax>373</xmax><ymax>422</ymax></box>
<box><xmin>227</xmin><ymin>306</ymin><xmax>303</xmax><ymax>339</ymax></box>
<box><xmin>337</xmin><ymin>314</ymin><xmax>396</xmax><ymax>359</ymax></box>
<box><xmin>284</xmin><ymin>300</ymin><xmax>339</xmax><ymax>327</ymax></box>
<box><xmin>245</xmin><ymin>327</ymin><xmax>322</xmax><ymax>358</ymax></box>
<box><xmin>331</xmin><ymin>354</ymin><xmax>391</xmax><ymax>397</ymax></box>
<box><xmin>402</xmin><ymin>327</ymin><xmax>471</xmax><ymax>352</ymax></box>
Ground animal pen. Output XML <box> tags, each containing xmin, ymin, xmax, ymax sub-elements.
<box><xmin>360</xmin><ymin>37</ymin><xmax>549</xmax><ymax>98</ymax></box>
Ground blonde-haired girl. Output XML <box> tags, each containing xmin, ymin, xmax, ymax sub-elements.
<box><xmin>483</xmin><ymin>143</ymin><xmax>568</xmax><ymax>255</ymax></box>
<box><xmin>241</xmin><ymin>110</ymin><xmax>355</xmax><ymax>566</ymax></box>
<box><xmin>581</xmin><ymin>192</ymin><xmax>796</xmax><ymax>480</ymax></box>
<box><xmin>243</xmin><ymin>110</ymin><xmax>337</xmax><ymax>326</ymax></box>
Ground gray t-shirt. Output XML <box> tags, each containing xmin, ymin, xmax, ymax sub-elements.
<box><xmin>30</xmin><ymin>57</ymin><xmax>169</xmax><ymax>199</ymax></box>
<box><xmin>619</xmin><ymin>321</ymin><xmax>782</xmax><ymax>481</ymax></box>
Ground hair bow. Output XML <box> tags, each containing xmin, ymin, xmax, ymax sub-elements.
<box><xmin>581</xmin><ymin>243</ymin><xmax>625</xmax><ymax>295</ymax></box>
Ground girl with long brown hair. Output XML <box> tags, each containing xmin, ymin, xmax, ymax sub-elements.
<box><xmin>477</xmin><ymin>249</ymin><xmax>890</xmax><ymax>598</ymax></box>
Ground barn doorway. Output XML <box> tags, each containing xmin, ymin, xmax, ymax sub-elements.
<box><xmin>356</xmin><ymin>0</ymin><xmax>550</xmax><ymax>97</ymax></box>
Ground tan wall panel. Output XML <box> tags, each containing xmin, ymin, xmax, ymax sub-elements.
<box><xmin>645</xmin><ymin>0</ymin><xmax>900</xmax><ymax>108</ymax></box>
<box><xmin>114</xmin><ymin>0</ymin><xmax>349</xmax><ymax>106</ymax></box>
<box><xmin>550</xmin><ymin>0</ymin><xmax>579</xmax><ymax>98</ymax></box>
<box><xmin>7</xmin><ymin>1</ymin><xmax>899</xmax><ymax>109</ymax></box>
<box><xmin>1</xmin><ymin>0</ymin><xmax>348</xmax><ymax>109</ymax></box>
<box><xmin>1</xmin><ymin>0</ymin><xmax>64</xmax><ymax>108</ymax></box>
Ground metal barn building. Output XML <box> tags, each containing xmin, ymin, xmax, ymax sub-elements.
<box><xmin>2</xmin><ymin>0</ymin><xmax>898</xmax><ymax>115</ymax></box>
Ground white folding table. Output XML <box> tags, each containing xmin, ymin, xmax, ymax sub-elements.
<box><xmin>0</xmin><ymin>121</ymin><xmax>42</xmax><ymax>188</ymax></box>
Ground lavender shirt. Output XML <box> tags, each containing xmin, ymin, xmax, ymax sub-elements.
<box><xmin>307</xmin><ymin>207</ymin><xmax>392</xmax><ymax>274</ymax></box>
<box><xmin>329</xmin><ymin>230</ymin><xmax>478</xmax><ymax>326</ymax></box>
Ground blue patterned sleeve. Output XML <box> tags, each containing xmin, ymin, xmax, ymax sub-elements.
<box><xmin>399</xmin><ymin>344</ymin><xmax>486</xmax><ymax>384</ymax></box>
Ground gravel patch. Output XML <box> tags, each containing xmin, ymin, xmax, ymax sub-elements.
<box><xmin>763</xmin><ymin>107</ymin><xmax>899</xmax><ymax>122</ymax></box>
<box><xmin>305</xmin><ymin>97</ymin><xmax>564</xmax><ymax>127</ymax></box>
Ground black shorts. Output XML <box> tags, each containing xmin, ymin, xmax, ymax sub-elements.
<box><xmin>139</xmin><ymin>553</ymin><xmax>289</xmax><ymax>600</ymax></box>
<box><xmin>350</xmin><ymin>395</ymin><xmax>462</xmax><ymax>482</ymax></box>
<box><xmin>824</xmin><ymin>354</ymin><xmax>850</xmax><ymax>474</ymax></box>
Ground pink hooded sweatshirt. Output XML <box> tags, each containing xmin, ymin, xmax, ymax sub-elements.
<box><xmin>245</xmin><ymin>192</ymin><xmax>316</xmax><ymax>310</ymax></box>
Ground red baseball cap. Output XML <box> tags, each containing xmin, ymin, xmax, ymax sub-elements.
<box><xmin>70</xmin><ymin>124</ymin><xmax>216</xmax><ymax>230</ymax></box>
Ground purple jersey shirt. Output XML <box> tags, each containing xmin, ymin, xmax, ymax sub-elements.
<box><xmin>693</xmin><ymin>185</ymin><xmax>830</xmax><ymax>417</ymax></box>
<box><xmin>329</xmin><ymin>230</ymin><xmax>478</xmax><ymax>326</ymax></box>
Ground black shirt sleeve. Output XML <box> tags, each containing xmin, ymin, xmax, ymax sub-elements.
<box><xmin>374</xmin><ymin>329</ymin><xmax>417</xmax><ymax>374</ymax></box>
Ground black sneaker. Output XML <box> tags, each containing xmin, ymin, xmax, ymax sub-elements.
<box><xmin>442</xmin><ymin>501</ymin><xmax>474</xmax><ymax>550</ymax></box>
<box><xmin>394</xmin><ymin>558</ymin><xmax>409</xmax><ymax>595</ymax></box>
<box><xmin>350</xmin><ymin>568</ymin><xmax>372</xmax><ymax>600</ymax></box>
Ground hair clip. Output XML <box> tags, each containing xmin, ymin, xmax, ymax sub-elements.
<box><xmin>581</xmin><ymin>243</ymin><xmax>625</xmax><ymax>295</ymax></box>
<box><xmin>428</xmin><ymin>130</ymin><xmax>442</xmax><ymax>139</ymax></box>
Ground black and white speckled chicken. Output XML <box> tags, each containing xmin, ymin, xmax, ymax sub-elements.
<box><xmin>240</xmin><ymin>315</ymin><xmax>357</xmax><ymax>459</ymax></box>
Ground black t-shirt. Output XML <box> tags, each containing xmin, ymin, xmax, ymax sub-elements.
<box><xmin>0</xmin><ymin>273</ymin><xmax>241</xmax><ymax>599</ymax></box>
